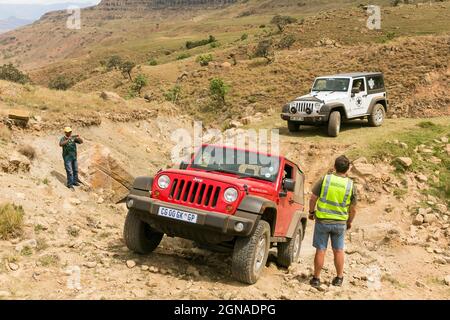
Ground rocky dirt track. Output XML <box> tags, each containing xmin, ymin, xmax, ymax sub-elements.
<box><xmin>0</xmin><ymin>116</ymin><xmax>449</xmax><ymax>300</ymax></box>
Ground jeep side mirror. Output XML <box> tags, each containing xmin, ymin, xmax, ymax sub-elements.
<box><xmin>351</xmin><ymin>88</ymin><xmax>360</xmax><ymax>96</ymax></box>
<box><xmin>283</xmin><ymin>178</ymin><xmax>296</xmax><ymax>192</ymax></box>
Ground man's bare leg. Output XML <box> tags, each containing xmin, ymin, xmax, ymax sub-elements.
<box><xmin>314</xmin><ymin>249</ymin><xmax>326</xmax><ymax>278</ymax></box>
<box><xmin>333</xmin><ymin>249</ymin><xmax>344</xmax><ymax>278</ymax></box>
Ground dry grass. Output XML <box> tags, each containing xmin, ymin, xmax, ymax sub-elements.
<box><xmin>0</xmin><ymin>203</ymin><xmax>24</xmax><ymax>240</ymax></box>
<box><xmin>18</xmin><ymin>144</ymin><xmax>36</xmax><ymax>160</ymax></box>
<box><xmin>0</xmin><ymin>124</ymin><xmax>11</xmax><ymax>143</ymax></box>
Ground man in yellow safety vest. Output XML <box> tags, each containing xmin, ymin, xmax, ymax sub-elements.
<box><xmin>308</xmin><ymin>155</ymin><xmax>357</xmax><ymax>287</ymax></box>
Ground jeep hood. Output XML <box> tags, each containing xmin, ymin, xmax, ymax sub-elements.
<box><xmin>294</xmin><ymin>91</ymin><xmax>348</xmax><ymax>104</ymax></box>
<box><xmin>160</xmin><ymin>169</ymin><xmax>277</xmax><ymax>196</ymax></box>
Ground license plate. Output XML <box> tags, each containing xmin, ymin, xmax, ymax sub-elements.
<box><xmin>291</xmin><ymin>116</ymin><xmax>303</xmax><ymax>121</ymax></box>
<box><xmin>158</xmin><ymin>206</ymin><xmax>198</xmax><ymax>224</ymax></box>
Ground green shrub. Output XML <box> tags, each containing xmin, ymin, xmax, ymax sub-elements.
<box><xmin>210</xmin><ymin>78</ymin><xmax>230</xmax><ymax>105</ymax></box>
<box><xmin>48</xmin><ymin>75</ymin><xmax>73</xmax><ymax>91</ymax></box>
<box><xmin>0</xmin><ymin>203</ymin><xmax>24</xmax><ymax>240</ymax></box>
<box><xmin>148</xmin><ymin>59</ymin><xmax>158</xmax><ymax>66</ymax></box>
<box><xmin>0</xmin><ymin>63</ymin><xmax>30</xmax><ymax>84</ymax></box>
<box><xmin>176</xmin><ymin>53</ymin><xmax>191</xmax><ymax>60</ymax></box>
<box><xmin>240</xmin><ymin>33</ymin><xmax>249</xmax><ymax>41</ymax></box>
<box><xmin>196</xmin><ymin>54</ymin><xmax>213</xmax><ymax>66</ymax></box>
<box><xmin>186</xmin><ymin>35</ymin><xmax>216</xmax><ymax>49</ymax></box>
<box><xmin>103</xmin><ymin>55</ymin><xmax>123</xmax><ymax>71</ymax></box>
<box><xmin>278</xmin><ymin>34</ymin><xmax>296</xmax><ymax>49</ymax></box>
<box><xmin>130</xmin><ymin>74</ymin><xmax>148</xmax><ymax>95</ymax></box>
<box><xmin>254</xmin><ymin>39</ymin><xmax>274</xmax><ymax>62</ymax></box>
<box><xmin>164</xmin><ymin>85</ymin><xmax>181</xmax><ymax>104</ymax></box>
<box><xmin>120</xmin><ymin>60</ymin><xmax>136</xmax><ymax>81</ymax></box>
<box><xmin>271</xmin><ymin>15</ymin><xmax>297</xmax><ymax>32</ymax></box>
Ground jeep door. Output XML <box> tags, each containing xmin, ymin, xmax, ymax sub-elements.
<box><xmin>275</xmin><ymin>160</ymin><xmax>303</xmax><ymax>237</ymax></box>
<box><xmin>348</xmin><ymin>77</ymin><xmax>371</xmax><ymax>118</ymax></box>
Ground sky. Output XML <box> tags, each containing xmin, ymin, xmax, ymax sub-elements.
<box><xmin>0</xmin><ymin>0</ymin><xmax>100</xmax><ymax>4</ymax></box>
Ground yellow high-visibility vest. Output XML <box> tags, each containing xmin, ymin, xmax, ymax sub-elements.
<box><xmin>316</xmin><ymin>174</ymin><xmax>353</xmax><ymax>221</ymax></box>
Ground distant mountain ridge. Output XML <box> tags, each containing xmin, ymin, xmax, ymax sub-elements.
<box><xmin>97</xmin><ymin>0</ymin><xmax>237</xmax><ymax>10</ymax></box>
<box><xmin>0</xmin><ymin>2</ymin><xmax>98</xmax><ymax>20</ymax></box>
<box><xmin>0</xmin><ymin>16</ymin><xmax>33</xmax><ymax>34</ymax></box>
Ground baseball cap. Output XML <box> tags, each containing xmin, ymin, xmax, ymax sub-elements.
<box><xmin>64</xmin><ymin>127</ymin><xmax>72</xmax><ymax>133</ymax></box>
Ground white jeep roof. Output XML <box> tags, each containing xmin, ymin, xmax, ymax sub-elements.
<box><xmin>317</xmin><ymin>72</ymin><xmax>383</xmax><ymax>78</ymax></box>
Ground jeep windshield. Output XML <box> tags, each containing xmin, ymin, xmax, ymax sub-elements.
<box><xmin>312</xmin><ymin>78</ymin><xmax>350</xmax><ymax>92</ymax></box>
<box><xmin>190</xmin><ymin>146</ymin><xmax>280</xmax><ymax>182</ymax></box>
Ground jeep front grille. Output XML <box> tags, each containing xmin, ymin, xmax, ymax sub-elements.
<box><xmin>169</xmin><ymin>179</ymin><xmax>221</xmax><ymax>208</ymax></box>
<box><xmin>293</xmin><ymin>101</ymin><xmax>315</xmax><ymax>113</ymax></box>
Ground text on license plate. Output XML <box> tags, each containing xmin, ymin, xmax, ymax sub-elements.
<box><xmin>291</xmin><ymin>116</ymin><xmax>303</xmax><ymax>121</ymax></box>
<box><xmin>158</xmin><ymin>207</ymin><xmax>198</xmax><ymax>224</ymax></box>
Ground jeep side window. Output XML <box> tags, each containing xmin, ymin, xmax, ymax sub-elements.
<box><xmin>352</xmin><ymin>78</ymin><xmax>365</xmax><ymax>92</ymax></box>
<box><xmin>367</xmin><ymin>75</ymin><xmax>384</xmax><ymax>91</ymax></box>
<box><xmin>283</xmin><ymin>163</ymin><xmax>294</xmax><ymax>180</ymax></box>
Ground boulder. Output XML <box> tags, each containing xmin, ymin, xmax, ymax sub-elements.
<box><xmin>1</xmin><ymin>151</ymin><xmax>31</xmax><ymax>173</ymax></box>
<box><xmin>395</xmin><ymin>157</ymin><xmax>412</xmax><ymax>168</ymax></box>
<box><xmin>221</xmin><ymin>62</ymin><xmax>232</xmax><ymax>68</ymax></box>
<box><xmin>412</xmin><ymin>214</ymin><xmax>424</xmax><ymax>226</ymax></box>
<box><xmin>78</xmin><ymin>144</ymin><xmax>134</xmax><ymax>202</ymax></box>
<box><xmin>415</xmin><ymin>174</ymin><xmax>428</xmax><ymax>182</ymax></box>
<box><xmin>444</xmin><ymin>275</ymin><xmax>450</xmax><ymax>286</ymax></box>
<box><xmin>351</xmin><ymin>162</ymin><xmax>378</xmax><ymax>178</ymax></box>
<box><xmin>423</xmin><ymin>214</ymin><xmax>437</xmax><ymax>224</ymax></box>
<box><xmin>100</xmin><ymin>91</ymin><xmax>125</xmax><ymax>104</ymax></box>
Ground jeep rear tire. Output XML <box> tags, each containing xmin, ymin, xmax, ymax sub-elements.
<box><xmin>232</xmin><ymin>220</ymin><xmax>270</xmax><ymax>284</ymax></box>
<box><xmin>368</xmin><ymin>103</ymin><xmax>385</xmax><ymax>127</ymax></box>
<box><xmin>287</xmin><ymin>121</ymin><xmax>300</xmax><ymax>133</ymax></box>
<box><xmin>277</xmin><ymin>223</ymin><xmax>303</xmax><ymax>268</ymax></box>
<box><xmin>328</xmin><ymin>111</ymin><xmax>341</xmax><ymax>137</ymax></box>
<box><xmin>124</xmin><ymin>210</ymin><xmax>164</xmax><ymax>254</ymax></box>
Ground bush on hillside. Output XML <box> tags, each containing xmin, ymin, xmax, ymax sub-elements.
<box><xmin>196</xmin><ymin>54</ymin><xmax>213</xmax><ymax>66</ymax></box>
<box><xmin>176</xmin><ymin>53</ymin><xmax>191</xmax><ymax>60</ymax></box>
<box><xmin>120</xmin><ymin>60</ymin><xmax>136</xmax><ymax>81</ymax></box>
<box><xmin>271</xmin><ymin>15</ymin><xmax>297</xmax><ymax>33</ymax></box>
<box><xmin>48</xmin><ymin>75</ymin><xmax>73</xmax><ymax>91</ymax></box>
<box><xmin>278</xmin><ymin>34</ymin><xmax>296</xmax><ymax>49</ymax></box>
<box><xmin>164</xmin><ymin>85</ymin><xmax>182</xmax><ymax>104</ymax></box>
<box><xmin>186</xmin><ymin>35</ymin><xmax>216</xmax><ymax>50</ymax></box>
<box><xmin>130</xmin><ymin>74</ymin><xmax>148</xmax><ymax>95</ymax></box>
<box><xmin>103</xmin><ymin>55</ymin><xmax>123</xmax><ymax>71</ymax></box>
<box><xmin>209</xmin><ymin>78</ymin><xmax>230</xmax><ymax>105</ymax></box>
<box><xmin>0</xmin><ymin>203</ymin><xmax>24</xmax><ymax>240</ymax></box>
<box><xmin>254</xmin><ymin>39</ymin><xmax>274</xmax><ymax>63</ymax></box>
<box><xmin>0</xmin><ymin>63</ymin><xmax>30</xmax><ymax>84</ymax></box>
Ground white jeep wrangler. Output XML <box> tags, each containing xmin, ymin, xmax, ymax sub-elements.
<box><xmin>280</xmin><ymin>73</ymin><xmax>388</xmax><ymax>137</ymax></box>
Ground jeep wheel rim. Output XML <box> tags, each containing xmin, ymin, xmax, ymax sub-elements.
<box><xmin>375</xmin><ymin>109</ymin><xmax>384</xmax><ymax>124</ymax></box>
<box><xmin>254</xmin><ymin>237</ymin><xmax>266</xmax><ymax>273</ymax></box>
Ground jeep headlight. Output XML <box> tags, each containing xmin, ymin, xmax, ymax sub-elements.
<box><xmin>157</xmin><ymin>175</ymin><xmax>171</xmax><ymax>189</ymax></box>
<box><xmin>223</xmin><ymin>188</ymin><xmax>238</xmax><ymax>203</ymax></box>
<box><xmin>314</xmin><ymin>102</ymin><xmax>322</xmax><ymax>109</ymax></box>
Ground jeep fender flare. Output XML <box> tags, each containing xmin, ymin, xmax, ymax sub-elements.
<box><xmin>320</xmin><ymin>103</ymin><xmax>348</xmax><ymax>121</ymax></box>
<box><xmin>367</xmin><ymin>98</ymin><xmax>388</xmax><ymax>114</ymax></box>
<box><xmin>285</xmin><ymin>210</ymin><xmax>308</xmax><ymax>239</ymax></box>
<box><xmin>237</xmin><ymin>195</ymin><xmax>277</xmax><ymax>235</ymax></box>
<box><xmin>130</xmin><ymin>176</ymin><xmax>154</xmax><ymax>196</ymax></box>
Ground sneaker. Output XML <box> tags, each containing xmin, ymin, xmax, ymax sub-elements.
<box><xmin>73</xmin><ymin>183</ymin><xmax>80</xmax><ymax>187</ymax></box>
<box><xmin>68</xmin><ymin>186</ymin><xmax>75</xmax><ymax>191</ymax></box>
<box><xmin>309</xmin><ymin>277</ymin><xmax>321</xmax><ymax>288</ymax></box>
<box><xmin>332</xmin><ymin>277</ymin><xmax>344</xmax><ymax>287</ymax></box>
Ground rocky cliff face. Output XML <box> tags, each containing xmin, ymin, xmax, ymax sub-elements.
<box><xmin>97</xmin><ymin>0</ymin><xmax>237</xmax><ymax>10</ymax></box>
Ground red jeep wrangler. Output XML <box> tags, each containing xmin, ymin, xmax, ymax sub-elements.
<box><xmin>124</xmin><ymin>144</ymin><xmax>307</xmax><ymax>284</ymax></box>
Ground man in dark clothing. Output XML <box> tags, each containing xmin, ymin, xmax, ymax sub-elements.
<box><xmin>59</xmin><ymin>127</ymin><xmax>83</xmax><ymax>191</ymax></box>
<box><xmin>308</xmin><ymin>155</ymin><xmax>357</xmax><ymax>288</ymax></box>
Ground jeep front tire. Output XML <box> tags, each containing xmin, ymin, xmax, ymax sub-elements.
<box><xmin>368</xmin><ymin>103</ymin><xmax>385</xmax><ymax>127</ymax></box>
<box><xmin>328</xmin><ymin>111</ymin><xmax>341</xmax><ymax>137</ymax></box>
<box><xmin>232</xmin><ymin>220</ymin><xmax>270</xmax><ymax>284</ymax></box>
<box><xmin>287</xmin><ymin>121</ymin><xmax>300</xmax><ymax>133</ymax></box>
<box><xmin>124</xmin><ymin>210</ymin><xmax>164</xmax><ymax>254</ymax></box>
<box><xmin>277</xmin><ymin>223</ymin><xmax>303</xmax><ymax>268</ymax></box>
